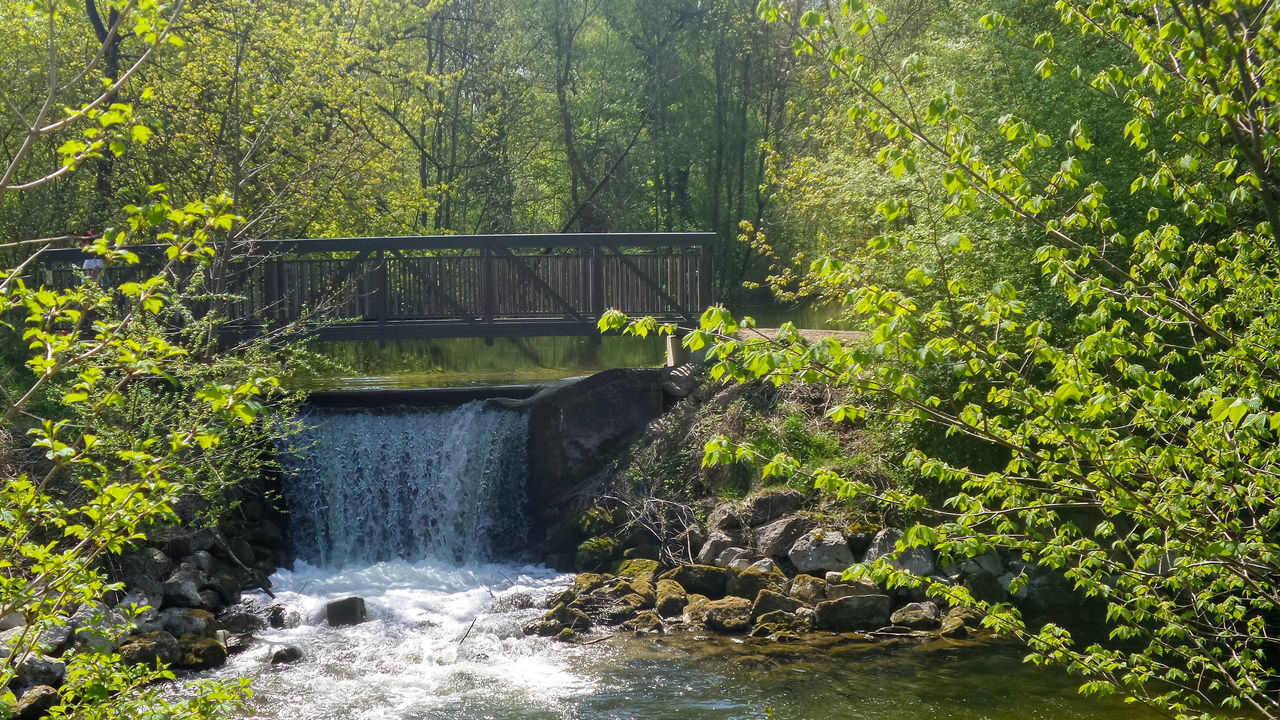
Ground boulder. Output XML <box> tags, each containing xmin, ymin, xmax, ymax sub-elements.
<box><xmin>217</xmin><ymin>610</ymin><xmax>263</xmax><ymax>634</ymax></box>
<box><xmin>826</xmin><ymin>578</ymin><xmax>880</xmax><ymax>600</ymax></box>
<box><xmin>124</xmin><ymin>575</ymin><xmax>165</xmax><ymax>610</ymax></box>
<box><xmin>655</xmin><ymin>579</ymin><xmax>688</xmax><ymax>618</ymax></box>
<box><xmin>959</xmin><ymin>550</ymin><xmax>1005</xmax><ymax>578</ymax></box>
<box><xmin>681</xmin><ymin>594</ymin><xmax>712</xmax><ymax>625</ymax></box>
<box><xmin>713</xmin><ymin>547</ymin><xmax>753</xmax><ymax>570</ymax></box>
<box><xmin>659</xmin><ymin>565</ymin><xmax>730</xmax><ymax>599</ymax></box>
<box><xmin>599</xmin><ymin>594</ymin><xmax>647</xmax><ymax>625</ymax></box>
<box><xmin>207</xmin><ymin>572</ymin><xmax>242</xmax><ymax>606</ymax></box>
<box><xmin>546</xmin><ymin>603</ymin><xmax>592</xmax><ymax>631</ymax></box>
<box><xmin>707</xmin><ymin>504</ymin><xmax>746</xmax><ymax>537</ymax></box>
<box><xmin>11</xmin><ymin>654</ymin><xmax>65</xmax><ymax>693</ymax></box>
<box><xmin>696</xmin><ymin>533</ymin><xmax>736</xmax><ymax>566</ymax></box>
<box><xmin>162</xmin><ymin>573</ymin><xmax>205</xmax><ymax>609</ymax></box>
<box><xmin>938</xmin><ymin>615</ymin><xmax>970</xmax><ymax>639</ymax></box>
<box><xmin>325</xmin><ymin>597</ymin><xmax>367</xmax><ymax>627</ymax></box>
<box><xmin>863</xmin><ymin>528</ymin><xmax>936</xmax><ymax>576</ymax></box>
<box><xmin>964</xmin><ymin>571</ymin><xmax>1008</xmax><ymax>604</ymax></box>
<box><xmin>813</xmin><ymin>594</ymin><xmax>892</xmax><ymax>632</ymax></box>
<box><xmin>622</xmin><ymin>610</ymin><xmax>664</xmax><ymax>634</ymax></box>
<box><xmin>740</xmin><ymin>489</ymin><xmax>805</xmax><ymax>526</ymax></box>
<box><xmin>751</xmin><ymin>590</ymin><xmax>804</xmax><ymax>620</ymax></box>
<box><xmin>68</xmin><ymin>603</ymin><xmax>126</xmax><ymax>652</ymax></box>
<box><xmin>788</xmin><ymin>529</ymin><xmax>855</xmax><ymax>574</ymax></box>
<box><xmin>572</xmin><ymin>573</ymin><xmax>609</xmax><ymax>594</ymax></box>
<box><xmin>267</xmin><ymin>605</ymin><xmax>288</xmax><ymax>629</ymax></box>
<box><xmin>117</xmin><ymin>547</ymin><xmax>172</xmax><ymax>580</ymax></box>
<box><xmin>728</xmin><ymin>565</ymin><xmax>788</xmax><ymax>601</ymax></box>
<box><xmin>12</xmin><ymin>685</ymin><xmax>58</xmax><ymax>720</ymax></box>
<box><xmin>753</xmin><ymin>516</ymin><xmax>812</xmax><ymax>558</ymax></box>
<box><xmin>180</xmin><ymin>637</ymin><xmax>227</xmax><ymax>670</ymax></box>
<box><xmin>890</xmin><ymin>601</ymin><xmax>941</xmax><ymax>630</ymax></box>
<box><xmin>703</xmin><ymin>597</ymin><xmax>753</xmax><ymax>634</ymax></box>
<box><xmin>159</xmin><ymin>608</ymin><xmax>215</xmax><ymax>638</ymax></box>
<box><xmin>181</xmin><ymin>551</ymin><xmax>216</xmax><ymax>575</ymax></box>
<box><xmin>119</xmin><ymin>631</ymin><xmax>182</xmax><ymax>667</ymax></box>
<box><xmin>0</xmin><ymin>612</ymin><xmax>24</xmax><ymax>631</ymax></box>
<box><xmin>271</xmin><ymin>645</ymin><xmax>304</xmax><ymax>664</ymax></box>
<box><xmin>788</xmin><ymin>574</ymin><xmax>827</xmax><ymax>605</ymax></box>
<box><xmin>751</xmin><ymin>609</ymin><xmax>813</xmax><ymax>638</ymax></box>
<box><xmin>846</xmin><ymin>531</ymin><xmax>874</xmax><ymax>560</ymax></box>
<box><xmin>613</xmin><ymin>558</ymin><xmax>660</xmax><ymax>584</ymax></box>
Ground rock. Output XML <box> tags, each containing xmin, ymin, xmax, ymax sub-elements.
<box><xmin>890</xmin><ymin>601</ymin><xmax>941</xmax><ymax>630</ymax></box>
<box><xmin>119</xmin><ymin>631</ymin><xmax>183</xmax><ymax>667</ymax></box>
<box><xmin>846</xmin><ymin>531</ymin><xmax>874</xmax><ymax>559</ymax></box>
<box><xmin>124</xmin><ymin>575</ymin><xmax>165</xmax><ymax>610</ymax></box>
<box><xmin>575</xmin><ymin>536</ymin><xmax>621</xmax><ymax>571</ymax></box>
<box><xmin>707</xmin><ymin>504</ymin><xmax>745</xmax><ymax>536</ymax></box>
<box><xmin>826</xmin><ymin>578</ymin><xmax>880</xmax><ymax>600</ymax></box>
<box><xmin>11</xmin><ymin>654</ymin><xmax>65</xmax><ymax>693</ymax></box>
<box><xmin>696</xmin><ymin>532</ymin><xmax>736</xmax><ymax>565</ymax></box>
<box><xmin>788</xmin><ymin>529</ymin><xmax>855</xmax><ymax>574</ymax></box>
<box><xmin>789</xmin><ymin>574</ymin><xmax>827</xmax><ymax>605</ymax></box>
<box><xmin>12</xmin><ymin>685</ymin><xmax>58</xmax><ymax>720</ymax></box>
<box><xmin>622</xmin><ymin>610</ymin><xmax>664</xmax><ymax>634</ymax></box>
<box><xmin>746</xmin><ymin>558</ymin><xmax>777</xmax><ymax>574</ymax></box>
<box><xmin>181</xmin><ymin>551</ymin><xmax>216</xmax><ymax>576</ymax></box>
<box><xmin>0</xmin><ymin>612</ymin><xmax>24</xmax><ymax>631</ymax></box>
<box><xmin>326</xmin><ymin>597</ymin><xmax>367</xmax><ymax>627</ymax></box>
<box><xmin>218</xmin><ymin>610</ymin><xmax>263</xmax><ymax>634</ymax></box>
<box><xmin>751</xmin><ymin>609</ymin><xmax>813</xmax><ymax>638</ymax></box>
<box><xmin>659</xmin><ymin>565</ymin><xmax>730</xmax><ymax>599</ymax></box>
<box><xmin>947</xmin><ymin>605</ymin><xmax>986</xmax><ymax>627</ymax></box>
<box><xmin>68</xmin><ymin>603</ymin><xmax>126</xmax><ymax>652</ymax></box>
<box><xmin>863</xmin><ymin>528</ymin><xmax>936</xmax><ymax>576</ymax></box>
<box><xmin>753</xmin><ymin>516</ymin><xmax>813</xmax><ymax>558</ymax></box>
<box><xmin>162</xmin><ymin>574</ymin><xmax>205</xmax><ymax>609</ymax></box>
<box><xmin>35</xmin><ymin>624</ymin><xmax>71</xmax><ymax>657</ymax></box>
<box><xmin>572</xmin><ymin>573</ymin><xmax>609</xmax><ymax>595</ymax></box>
<box><xmin>628</xmin><ymin>579</ymin><xmax>657</xmax><ymax>608</ymax></box>
<box><xmin>267</xmin><ymin>605</ymin><xmax>287</xmax><ymax>629</ymax></box>
<box><xmin>728</xmin><ymin>565</ymin><xmax>787</xmax><ymax>601</ymax></box>
<box><xmin>612</xmin><ymin>558</ymin><xmax>660</xmax><ymax>584</ymax></box>
<box><xmin>681</xmin><ymin>594</ymin><xmax>712</xmax><ymax>625</ymax></box>
<box><xmin>740</xmin><ymin>489</ymin><xmax>804</xmax><ymax>526</ymax></box>
<box><xmin>180</xmin><ymin>637</ymin><xmax>227</xmax><ymax>670</ymax></box>
<box><xmin>546</xmin><ymin>604</ymin><xmax>592</xmax><ymax>631</ymax></box>
<box><xmin>271</xmin><ymin>645</ymin><xmax>304</xmax><ymax>664</ymax></box>
<box><xmin>118</xmin><ymin>547</ymin><xmax>173</xmax><ymax>581</ymax></box>
<box><xmin>939</xmin><ymin>616</ymin><xmax>970</xmax><ymax>639</ymax></box>
<box><xmin>703</xmin><ymin>597</ymin><xmax>753</xmax><ymax>634</ymax></box>
<box><xmin>221</xmin><ymin>632</ymin><xmax>254</xmax><ymax>655</ymax></box>
<box><xmin>964</xmin><ymin>571</ymin><xmax>1008</xmax><ymax>604</ymax></box>
<box><xmin>713</xmin><ymin>546</ymin><xmax>753</xmax><ymax>569</ymax></box>
<box><xmin>599</xmin><ymin>594</ymin><xmax>647</xmax><ymax>625</ymax></box>
<box><xmin>862</xmin><ymin>528</ymin><xmax>900</xmax><ymax>563</ymax></box>
<box><xmin>751</xmin><ymin>590</ymin><xmax>804</xmax><ymax>620</ymax></box>
<box><xmin>159</xmin><ymin>608</ymin><xmax>215</xmax><ymax>638</ymax></box>
<box><xmin>959</xmin><ymin>550</ymin><xmax>1005</xmax><ymax>578</ymax></box>
<box><xmin>813</xmin><ymin>594</ymin><xmax>892</xmax><ymax>632</ymax></box>
<box><xmin>655</xmin><ymin>579</ymin><xmax>688</xmax><ymax>617</ymax></box>
<box><xmin>207</xmin><ymin>572</ymin><xmax>242</xmax><ymax>606</ymax></box>
<box><xmin>197</xmin><ymin>590</ymin><xmax>223</xmax><ymax>610</ymax></box>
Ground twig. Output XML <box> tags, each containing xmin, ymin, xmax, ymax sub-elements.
<box><xmin>458</xmin><ymin>617</ymin><xmax>477</xmax><ymax>646</ymax></box>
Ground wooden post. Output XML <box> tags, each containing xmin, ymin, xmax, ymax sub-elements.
<box><xmin>589</xmin><ymin>242</ymin><xmax>604</xmax><ymax>345</ymax></box>
<box><xmin>481</xmin><ymin>247</ymin><xmax>496</xmax><ymax>345</ymax></box>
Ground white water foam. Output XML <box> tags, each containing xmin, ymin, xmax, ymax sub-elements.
<box><xmin>212</xmin><ymin>560</ymin><xmax>585</xmax><ymax>720</ymax></box>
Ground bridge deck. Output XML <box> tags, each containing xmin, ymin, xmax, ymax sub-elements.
<box><xmin>35</xmin><ymin>233</ymin><xmax>714</xmax><ymax>341</ymax></box>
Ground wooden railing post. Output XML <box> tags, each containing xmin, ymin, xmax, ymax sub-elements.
<box><xmin>375</xmin><ymin>247</ymin><xmax>388</xmax><ymax>330</ymax></box>
<box><xmin>481</xmin><ymin>247</ymin><xmax>496</xmax><ymax>345</ymax></box>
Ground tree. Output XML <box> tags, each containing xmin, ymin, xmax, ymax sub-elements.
<box><xmin>610</xmin><ymin>0</ymin><xmax>1280</xmax><ymax>717</ymax></box>
<box><xmin>1</xmin><ymin>2</ymin><xmax>280</xmax><ymax>717</ymax></box>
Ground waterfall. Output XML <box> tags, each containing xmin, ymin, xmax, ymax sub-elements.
<box><xmin>280</xmin><ymin>400</ymin><xmax>529</xmax><ymax>567</ymax></box>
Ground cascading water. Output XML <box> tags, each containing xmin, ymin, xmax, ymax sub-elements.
<box><xmin>280</xmin><ymin>401</ymin><xmax>529</xmax><ymax>566</ymax></box>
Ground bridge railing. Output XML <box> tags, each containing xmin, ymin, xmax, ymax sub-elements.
<box><xmin>33</xmin><ymin>233</ymin><xmax>714</xmax><ymax>340</ymax></box>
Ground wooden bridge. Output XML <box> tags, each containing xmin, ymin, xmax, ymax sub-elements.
<box><xmin>35</xmin><ymin>233</ymin><xmax>714</xmax><ymax>342</ymax></box>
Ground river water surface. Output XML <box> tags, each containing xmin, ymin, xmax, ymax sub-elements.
<box><xmin>202</xmin><ymin>560</ymin><xmax>1160</xmax><ymax>720</ymax></box>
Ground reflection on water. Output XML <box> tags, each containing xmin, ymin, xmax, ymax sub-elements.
<box><xmin>297</xmin><ymin>336</ymin><xmax>665</xmax><ymax>391</ymax></box>
<box><xmin>206</xmin><ymin>560</ymin><xmax>1161</xmax><ymax>720</ymax></box>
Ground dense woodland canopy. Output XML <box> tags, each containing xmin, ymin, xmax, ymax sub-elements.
<box><xmin>2</xmin><ymin>0</ymin><xmax>1280</xmax><ymax>719</ymax></box>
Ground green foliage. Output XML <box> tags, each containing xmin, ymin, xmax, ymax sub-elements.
<box><xmin>614</xmin><ymin>0</ymin><xmax>1280</xmax><ymax>716</ymax></box>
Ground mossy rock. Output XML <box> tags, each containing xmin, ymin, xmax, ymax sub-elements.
<box><xmin>555</xmin><ymin>628</ymin><xmax>580</xmax><ymax>643</ymax></box>
<box><xmin>576</xmin><ymin>506</ymin><xmax>620</xmax><ymax>536</ymax></box>
<box><xmin>729</xmin><ymin>565</ymin><xmax>788</xmax><ymax>601</ymax></box>
<box><xmin>703</xmin><ymin>597</ymin><xmax>753</xmax><ymax>634</ymax></box>
<box><xmin>575</xmin><ymin>536</ymin><xmax>621</xmax><ymax>571</ymax></box>
<box><xmin>659</xmin><ymin>564</ymin><xmax>730</xmax><ymax>599</ymax></box>
<box><xmin>546</xmin><ymin>603</ymin><xmax>592</xmax><ymax>631</ymax></box>
<box><xmin>655</xmin><ymin>579</ymin><xmax>688</xmax><ymax>617</ymax></box>
<box><xmin>751</xmin><ymin>609</ymin><xmax>813</xmax><ymax>638</ymax></box>
<box><xmin>612</xmin><ymin>558</ymin><xmax>660</xmax><ymax>584</ymax></box>
<box><xmin>623</xmin><ymin>544</ymin><xmax>661</xmax><ymax>561</ymax></box>
<box><xmin>179</xmin><ymin>637</ymin><xmax>227</xmax><ymax>670</ymax></box>
<box><xmin>546</xmin><ymin>589</ymin><xmax>576</xmax><ymax>608</ymax></box>
<box><xmin>623</xmin><ymin>610</ymin><xmax>664</xmax><ymax>634</ymax></box>
<box><xmin>572</xmin><ymin>573</ymin><xmax>609</xmax><ymax>594</ymax></box>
